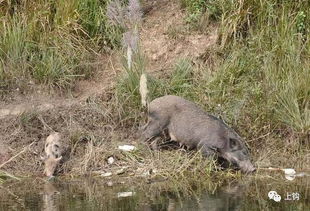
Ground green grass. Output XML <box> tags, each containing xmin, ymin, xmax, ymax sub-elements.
<box><xmin>116</xmin><ymin>49</ymin><xmax>146</xmax><ymax>110</ymax></box>
<box><xmin>180</xmin><ymin>0</ymin><xmax>208</xmax><ymax>24</ymax></box>
<box><xmin>175</xmin><ymin>0</ymin><xmax>310</xmax><ymax>140</ymax></box>
<box><xmin>0</xmin><ymin>0</ymin><xmax>122</xmax><ymax>91</ymax></box>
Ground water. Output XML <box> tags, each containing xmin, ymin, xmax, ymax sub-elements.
<box><xmin>0</xmin><ymin>174</ymin><xmax>309</xmax><ymax>211</ymax></box>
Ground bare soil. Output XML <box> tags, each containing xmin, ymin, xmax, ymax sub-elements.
<box><xmin>141</xmin><ymin>0</ymin><xmax>217</xmax><ymax>73</ymax></box>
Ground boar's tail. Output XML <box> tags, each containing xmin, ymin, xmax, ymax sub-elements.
<box><xmin>139</xmin><ymin>73</ymin><xmax>149</xmax><ymax>107</ymax></box>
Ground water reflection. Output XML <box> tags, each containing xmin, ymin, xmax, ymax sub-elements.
<box><xmin>178</xmin><ymin>183</ymin><xmax>244</xmax><ymax>211</ymax></box>
<box><xmin>140</xmin><ymin>182</ymin><xmax>245</xmax><ymax>211</ymax></box>
<box><xmin>42</xmin><ymin>182</ymin><xmax>59</xmax><ymax>211</ymax></box>
<box><xmin>0</xmin><ymin>176</ymin><xmax>308</xmax><ymax>211</ymax></box>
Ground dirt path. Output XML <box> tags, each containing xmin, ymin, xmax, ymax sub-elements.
<box><xmin>0</xmin><ymin>53</ymin><xmax>121</xmax><ymax>119</ymax></box>
<box><xmin>0</xmin><ymin>0</ymin><xmax>217</xmax><ymax>121</ymax></box>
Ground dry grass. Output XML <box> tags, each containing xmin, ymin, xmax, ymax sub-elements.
<box><xmin>0</xmin><ymin>91</ymin><xmax>240</xmax><ymax>182</ymax></box>
<box><xmin>1</xmin><ymin>89</ymin><xmax>308</xmax><ymax>185</ymax></box>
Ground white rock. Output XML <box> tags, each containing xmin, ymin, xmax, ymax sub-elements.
<box><xmin>101</xmin><ymin>172</ymin><xmax>112</xmax><ymax>177</ymax></box>
<box><xmin>118</xmin><ymin>145</ymin><xmax>136</xmax><ymax>151</ymax></box>
<box><xmin>282</xmin><ymin>168</ymin><xmax>296</xmax><ymax>175</ymax></box>
<box><xmin>108</xmin><ymin>156</ymin><xmax>115</xmax><ymax>164</ymax></box>
<box><xmin>116</xmin><ymin>168</ymin><xmax>126</xmax><ymax>175</ymax></box>
<box><xmin>117</xmin><ymin>192</ymin><xmax>135</xmax><ymax>198</ymax></box>
<box><xmin>285</xmin><ymin>174</ymin><xmax>296</xmax><ymax>181</ymax></box>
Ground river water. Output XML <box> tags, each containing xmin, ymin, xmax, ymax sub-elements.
<box><xmin>0</xmin><ymin>173</ymin><xmax>309</xmax><ymax>211</ymax></box>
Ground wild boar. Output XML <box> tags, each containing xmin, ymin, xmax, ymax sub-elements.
<box><xmin>141</xmin><ymin>95</ymin><xmax>255</xmax><ymax>173</ymax></box>
<box><xmin>41</xmin><ymin>132</ymin><xmax>63</xmax><ymax>177</ymax></box>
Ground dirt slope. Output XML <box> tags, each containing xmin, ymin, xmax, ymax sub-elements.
<box><xmin>0</xmin><ymin>0</ymin><xmax>218</xmax><ymax>175</ymax></box>
<box><xmin>141</xmin><ymin>0</ymin><xmax>217</xmax><ymax>73</ymax></box>
<box><xmin>1</xmin><ymin>0</ymin><xmax>217</xmax><ymax>120</ymax></box>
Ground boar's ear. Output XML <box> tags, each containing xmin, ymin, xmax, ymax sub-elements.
<box><xmin>229</xmin><ymin>138</ymin><xmax>240</xmax><ymax>150</ymax></box>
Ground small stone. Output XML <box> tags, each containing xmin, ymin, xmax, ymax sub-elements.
<box><xmin>282</xmin><ymin>168</ymin><xmax>296</xmax><ymax>175</ymax></box>
<box><xmin>101</xmin><ymin>172</ymin><xmax>112</xmax><ymax>177</ymax></box>
<box><xmin>117</xmin><ymin>192</ymin><xmax>135</xmax><ymax>198</ymax></box>
<box><xmin>107</xmin><ymin>156</ymin><xmax>115</xmax><ymax>165</ymax></box>
<box><xmin>116</xmin><ymin>168</ymin><xmax>126</xmax><ymax>175</ymax></box>
<box><xmin>118</xmin><ymin>145</ymin><xmax>136</xmax><ymax>151</ymax></box>
<box><xmin>285</xmin><ymin>174</ymin><xmax>295</xmax><ymax>181</ymax></box>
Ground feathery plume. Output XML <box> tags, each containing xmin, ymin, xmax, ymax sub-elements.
<box><xmin>127</xmin><ymin>0</ymin><xmax>142</xmax><ymax>25</ymax></box>
<box><xmin>123</xmin><ymin>29</ymin><xmax>139</xmax><ymax>69</ymax></box>
<box><xmin>139</xmin><ymin>73</ymin><xmax>148</xmax><ymax>107</ymax></box>
<box><xmin>106</xmin><ymin>0</ymin><xmax>126</xmax><ymax>27</ymax></box>
<box><xmin>122</xmin><ymin>29</ymin><xmax>139</xmax><ymax>51</ymax></box>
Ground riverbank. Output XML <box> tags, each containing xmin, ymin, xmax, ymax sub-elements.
<box><xmin>0</xmin><ymin>0</ymin><xmax>309</xmax><ymax>183</ymax></box>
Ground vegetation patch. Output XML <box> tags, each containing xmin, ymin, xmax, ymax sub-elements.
<box><xmin>0</xmin><ymin>0</ymin><xmax>123</xmax><ymax>92</ymax></box>
<box><xmin>180</xmin><ymin>0</ymin><xmax>309</xmax><ymax>141</ymax></box>
<box><xmin>0</xmin><ymin>0</ymin><xmax>309</xmax><ymax>186</ymax></box>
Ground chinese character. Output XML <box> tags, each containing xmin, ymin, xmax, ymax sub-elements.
<box><xmin>285</xmin><ymin>192</ymin><xmax>292</xmax><ymax>201</ymax></box>
<box><xmin>292</xmin><ymin>192</ymin><xmax>300</xmax><ymax>201</ymax></box>
<box><xmin>285</xmin><ymin>192</ymin><xmax>300</xmax><ymax>201</ymax></box>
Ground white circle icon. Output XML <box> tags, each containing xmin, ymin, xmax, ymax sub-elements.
<box><xmin>268</xmin><ymin>191</ymin><xmax>281</xmax><ymax>202</ymax></box>
<box><xmin>268</xmin><ymin>191</ymin><xmax>277</xmax><ymax>199</ymax></box>
<box><xmin>273</xmin><ymin>194</ymin><xmax>281</xmax><ymax>202</ymax></box>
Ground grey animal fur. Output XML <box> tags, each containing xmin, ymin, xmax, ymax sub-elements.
<box><xmin>141</xmin><ymin>95</ymin><xmax>255</xmax><ymax>173</ymax></box>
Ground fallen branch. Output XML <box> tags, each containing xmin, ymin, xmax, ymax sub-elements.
<box><xmin>258</xmin><ymin>167</ymin><xmax>281</xmax><ymax>171</ymax></box>
<box><xmin>0</xmin><ymin>141</ymin><xmax>35</xmax><ymax>169</ymax></box>
<box><xmin>258</xmin><ymin>167</ymin><xmax>310</xmax><ymax>172</ymax></box>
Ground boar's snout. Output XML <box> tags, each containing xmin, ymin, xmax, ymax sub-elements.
<box><xmin>220</xmin><ymin>148</ymin><xmax>255</xmax><ymax>173</ymax></box>
<box><xmin>43</xmin><ymin>156</ymin><xmax>62</xmax><ymax>177</ymax></box>
<box><xmin>239</xmin><ymin>160</ymin><xmax>256</xmax><ymax>174</ymax></box>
